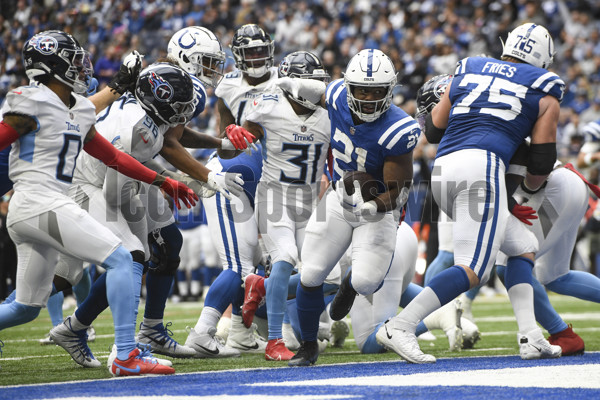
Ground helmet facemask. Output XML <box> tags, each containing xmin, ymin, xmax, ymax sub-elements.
<box><xmin>234</xmin><ymin>42</ymin><xmax>274</xmax><ymax>78</ymax></box>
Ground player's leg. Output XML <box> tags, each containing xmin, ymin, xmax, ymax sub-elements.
<box><xmin>290</xmin><ymin>190</ymin><xmax>352</xmax><ymax>366</ymax></box>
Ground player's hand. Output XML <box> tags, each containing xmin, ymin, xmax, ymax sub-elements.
<box><xmin>207</xmin><ymin>171</ymin><xmax>244</xmax><ymax>200</ymax></box>
<box><xmin>511</xmin><ymin>203</ymin><xmax>538</xmax><ymax>225</ymax></box>
<box><xmin>225</xmin><ymin>124</ymin><xmax>257</xmax><ymax>153</ymax></box>
<box><xmin>351</xmin><ymin>181</ymin><xmax>377</xmax><ymax>216</ymax></box>
<box><xmin>85</xmin><ymin>77</ymin><xmax>99</xmax><ymax>96</ymax></box>
<box><xmin>162</xmin><ymin>170</ymin><xmax>217</xmax><ymax>198</ymax></box>
<box><xmin>108</xmin><ymin>50</ymin><xmax>144</xmax><ymax>95</ymax></box>
<box><xmin>160</xmin><ymin>176</ymin><xmax>199</xmax><ymax>209</ymax></box>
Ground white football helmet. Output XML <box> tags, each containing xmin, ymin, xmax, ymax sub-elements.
<box><xmin>167</xmin><ymin>26</ymin><xmax>226</xmax><ymax>88</ymax></box>
<box><xmin>501</xmin><ymin>23</ymin><xmax>554</xmax><ymax>69</ymax></box>
<box><xmin>344</xmin><ymin>49</ymin><xmax>397</xmax><ymax>122</ymax></box>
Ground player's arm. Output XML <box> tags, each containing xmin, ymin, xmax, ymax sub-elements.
<box><xmin>83</xmin><ymin>126</ymin><xmax>197</xmax><ymax>209</ymax></box>
<box><xmin>425</xmin><ymin>89</ymin><xmax>452</xmax><ymax>143</ymax></box>
<box><xmin>215</xmin><ymin>97</ymin><xmax>257</xmax><ymax>158</ymax></box>
<box><xmin>576</xmin><ymin>142</ymin><xmax>600</xmax><ymax>169</ymax></box>
<box><xmin>179</xmin><ymin>126</ymin><xmax>221</xmax><ymax>148</ymax></box>
<box><xmin>375</xmin><ymin>152</ymin><xmax>414</xmax><ymax>212</ymax></box>
<box><xmin>160</xmin><ymin>125</ymin><xmax>211</xmax><ymax>182</ymax></box>
<box><xmin>216</xmin><ymin>97</ymin><xmax>238</xmax><ymax>158</ymax></box>
<box><xmin>524</xmin><ymin>95</ymin><xmax>560</xmax><ymax>193</ymax></box>
<box><xmin>0</xmin><ymin>114</ymin><xmax>37</xmax><ymax>150</ymax></box>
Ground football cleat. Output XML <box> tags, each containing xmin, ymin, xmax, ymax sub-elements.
<box><xmin>137</xmin><ymin>321</ymin><xmax>196</xmax><ymax>358</ymax></box>
<box><xmin>87</xmin><ymin>326</ymin><xmax>96</xmax><ymax>342</ymax></box>
<box><xmin>282</xmin><ymin>323</ymin><xmax>301</xmax><ymax>351</ymax></box>
<box><xmin>548</xmin><ymin>325</ymin><xmax>584</xmax><ymax>356</ymax></box>
<box><xmin>226</xmin><ymin>318</ymin><xmax>267</xmax><ymax>354</ymax></box>
<box><xmin>110</xmin><ymin>347</ymin><xmax>175</xmax><ymax>376</ymax></box>
<box><xmin>330</xmin><ymin>320</ymin><xmax>350</xmax><ymax>348</ymax></box>
<box><xmin>107</xmin><ymin>344</ymin><xmax>173</xmax><ymax>368</ymax></box>
<box><xmin>376</xmin><ymin>320</ymin><xmax>436</xmax><ymax>364</ymax></box>
<box><xmin>461</xmin><ymin>317</ymin><xmax>481</xmax><ymax>349</ymax></box>
<box><xmin>329</xmin><ymin>271</ymin><xmax>358</xmax><ymax>321</ymax></box>
<box><xmin>422</xmin><ymin>299</ymin><xmax>463</xmax><ymax>351</ymax></box>
<box><xmin>265</xmin><ymin>338</ymin><xmax>295</xmax><ymax>361</ymax></box>
<box><xmin>518</xmin><ymin>329</ymin><xmax>562</xmax><ymax>360</ymax></box>
<box><xmin>185</xmin><ymin>327</ymin><xmax>241</xmax><ymax>358</ymax></box>
<box><xmin>49</xmin><ymin>317</ymin><xmax>101</xmax><ymax>368</ymax></box>
<box><xmin>288</xmin><ymin>340</ymin><xmax>319</xmax><ymax>367</ymax></box>
<box><xmin>242</xmin><ymin>274</ymin><xmax>266</xmax><ymax>328</ymax></box>
<box><xmin>39</xmin><ymin>331</ymin><xmax>54</xmax><ymax>345</ymax></box>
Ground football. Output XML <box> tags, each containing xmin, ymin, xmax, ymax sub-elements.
<box><xmin>342</xmin><ymin>170</ymin><xmax>380</xmax><ymax>202</ymax></box>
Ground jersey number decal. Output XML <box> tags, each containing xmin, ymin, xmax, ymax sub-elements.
<box><xmin>280</xmin><ymin>143</ymin><xmax>323</xmax><ymax>184</ymax></box>
<box><xmin>331</xmin><ymin>128</ymin><xmax>368</xmax><ymax>177</ymax></box>
<box><xmin>452</xmin><ymin>74</ymin><xmax>527</xmax><ymax>121</ymax></box>
<box><xmin>56</xmin><ymin>133</ymin><xmax>82</xmax><ymax>183</ymax></box>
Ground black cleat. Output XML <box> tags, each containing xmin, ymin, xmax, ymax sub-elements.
<box><xmin>329</xmin><ymin>271</ymin><xmax>357</xmax><ymax>321</ymax></box>
<box><xmin>288</xmin><ymin>340</ymin><xmax>319</xmax><ymax>367</ymax></box>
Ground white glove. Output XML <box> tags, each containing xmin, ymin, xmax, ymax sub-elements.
<box><xmin>207</xmin><ymin>171</ymin><xmax>244</xmax><ymax>200</ymax></box>
<box><xmin>221</xmin><ymin>137</ymin><xmax>256</xmax><ymax>155</ymax></box>
<box><xmin>268</xmin><ymin>77</ymin><xmax>326</xmax><ymax>105</ymax></box>
<box><xmin>336</xmin><ymin>181</ymin><xmax>377</xmax><ymax>216</ymax></box>
<box><xmin>161</xmin><ymin>170</ymin><xmax>216</xmax><ymax>198</ymax></box>
<box><xmin>123</xmin><ymin>50</ymin><xmax>144</xmax><ymax>72</ymax></box>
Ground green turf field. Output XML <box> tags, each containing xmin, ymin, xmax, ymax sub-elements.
<box><xmin>1</xmin><ymin>293</ymin><xmax>598</xmax><ymax>386</ymax></box>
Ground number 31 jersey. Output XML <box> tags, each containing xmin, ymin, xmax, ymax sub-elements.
<box><xmin>437</xmin><ymin>56</ymin><xmax>565</xmax><ymax>166</ymax></box>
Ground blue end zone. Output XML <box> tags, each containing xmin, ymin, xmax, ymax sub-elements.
<box><xmin>3</xmin><ymin>353</ymin><xmax>600</xmax><ymax>399</ymax></box>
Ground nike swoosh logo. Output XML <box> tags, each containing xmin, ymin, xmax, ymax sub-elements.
<box><xmin>236</xmin><ymin>342</ymin><xmax>259</xmax><ymax>350</ymax></box>
<box><xmin>140</xmin><ymin>132</ymin><xmax>149</xmax><ymax>143</ymax></box>
<box><xmin>13</xmin><ymin>91</ymin><xmax>22</xmax><ymax>94</ymax></box>
<box><xmin>113</xmin><ymin>361</ymin><xmax>141</xmax><ymax>373</ymax></box>
<box><xmin>531</xmin><ymin>344</ymin><xmax>542</xmax><ymax>352</ymax></box>
<box><xmin>385</xmin><ymin>325</ymin><xmax>393</xmax><ymax>340</ymax></box>
<box><xmin>198</xmin><ymin>345</ymin><xmax>220</xmax><ymax>355</ymax></box>
<box><xmin>343</xmin><ymin>201</ymin><xmax>357</xmax><ymax>207</ymax></box>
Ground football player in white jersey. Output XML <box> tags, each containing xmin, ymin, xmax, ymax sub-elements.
<box><xmin>273</xmin><ymin>48</ymin><xmax>419</xmax><ymax>366</ymax></box>
<box><xmin>184</xmin><ymin>24</ymin><xmax>278</xmax><ymax>358</ymax></box>
<box><xmin>231</xmin><ymin>51</ymin><xmax>331</xmax><ymax>361</ymax></box>
<box><xmin>377</xmin><ymin>23</ymin><xmax>564</xmax><ymax>363</ymax></box>
<box><xmin>0</xmin><ymin>30</ymin><xmax>197</xmax><ymax>375</ymax></box>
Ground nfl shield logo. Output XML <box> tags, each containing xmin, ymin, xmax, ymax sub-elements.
<box><xmin>349</xmin><ymin>127</ymin><xmax>355</xmax><ymax>135</ymax></box>
<box><xmin>301</xmin><ymin>126</ymin><xmax>307</xmax><ymax>132</ymax></box>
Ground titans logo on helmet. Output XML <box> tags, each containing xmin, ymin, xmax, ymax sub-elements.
<box><xmin>434</xmin><ymin>76</ymin><xmax>452</xmax><ymax>99</ymax></box>
<box><xmin>148</xmin><ymin>71</ymin><xmax>174</xmax><ymax>102</ymax></box>
<box><xmin>33</xmin><ymin>36</ymin><xmax>58</xmax><ymax>55</ymax></box>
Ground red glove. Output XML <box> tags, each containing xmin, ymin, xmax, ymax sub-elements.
<box><xmin>225</xmin><ymin>124</ymin><xmax>255</xmax><ymax>150</ymax></box>
<box><xmin>160</xmin><ymin>177</ymin><xmax>199</xmax><ymax>210</ymax></box>
<box><xmin>511</xmin><ymin>203</ymin><xmax>538</xmax><ymax>225</ymax></box>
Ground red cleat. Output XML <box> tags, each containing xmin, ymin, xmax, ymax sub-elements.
<box><xmin>110</xmin><ymin>347</ymin><xmax>175</xmax><ymax>376</ymax></box>
<box><xmin>548</xmin><ymin>325</ymin><xmax>584</xmax><ymax>356</ymax></box>
<box><xmin>242</xmin><ymin>274</ymin><xmax>266</xmax><ymax>328</ymax></box>
<box><xmin>265</xmin><ymin>338</ymin><xmax>295</xmax><ymax>361</ymax></box>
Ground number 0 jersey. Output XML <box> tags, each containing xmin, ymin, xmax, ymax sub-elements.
<box><xmin>245</xmin><ymin>89</ymin><xmax>330</xmax><ymax>193</ymax></box>
<box><xmin>1</xmin><ymin>82</ymin><xmax>96</xmax><ymax>222</ymax></box>
<box><xmin>325</xmin><ymin>78</ymin><xmax>420</xmax><ymax>188</ymax></box>
<box><xmin>437</xmin><ymin>56</ymin><xmax>565</xmax><ymax>166</ymax></box>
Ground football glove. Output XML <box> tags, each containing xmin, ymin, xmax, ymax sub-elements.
<box><xmin>207</xmin><ymin>171</ymin><xmax>244</xmax><ymax>200</ymax></box>
<box><xmin>108</xmin><ymin>50</ymin><xmax>144</xmax><ymax>95</ymax></box>
<box><xmin>508</xmin><ymin>197</ymin><xmax>537</xmax><ymax>226</ymax></box>
<box><xmin>161</xmin><ymin>169</ymin><xmax>216</xmax><ymax>198</ymax></box>
<box><xmin>158</xmin><ymin>176</ymin><xmax>198</xmax><ymax>209</ymax></box>
<box><xmin>225</xmin><ymin>124</ymin><xmax>257</xmax><ymax>153</ymax></box>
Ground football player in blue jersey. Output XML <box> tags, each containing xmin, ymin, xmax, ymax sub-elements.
<box><xmin>376</xmin><ymin>23</ymin><xmax>566</xmax><ymax>363</ymax></box>
<box><xmin>272</xmin><ymin>48</ymin><xmax>419</xmax><ymax>366</ymax></box>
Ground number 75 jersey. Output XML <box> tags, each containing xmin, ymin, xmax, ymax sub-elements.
<box><xmin>437</xmin><ymin>56</ymin><xmax>565</xmax><ymax>166</ymax></box>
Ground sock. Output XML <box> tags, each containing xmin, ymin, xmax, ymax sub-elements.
<box><xmin>265</xmin><ymin>260</ymin><xmax>294</xmax><ymax>340</ymax></box>
<box><xmin>415</xmin><ymin>321</ymin><xmax>428</xmax><ymax>336</ymax></box>
<box><xmin>73</xmin><ymin>268</ymin><xmax>92</xmax><ymax>307</ymax></box>
<box><xmin>132</xmin><ymin>261</ymin><xmax>144</xmax><ymax>324</ymax></box>
<box><xmin>194</xmin><ymin>306</ymin><xmax>221</xmax><ymax>334</ymax></box>
<box><xmin>400</xmin><ymin>282</ymin><xmax>423</xmax><ymax>308</ymax></box>
<box><xmin>361</xmin><ymin>322</ymin><xmax>386</xmax><ymax>354</ymax></box>
<box><xmin>497</xmin><ymin>264</ymin><xmax>566</xmax><ymax>335</ymax></box>
<box><xmin>296</xmin><ymin>282</ymin><xmax>324</xmax><ymax>342</ymax></box>
<box><xmin>103</xmin><ymin>247</ymin><xmax>136</xmax><ymax>360</ymax></box>
<box><xmin>546</xmin><ymin>270</ymin><xmax>600</xmax><ymax>303</ymax></box>
<box><xmin>0</xmin><ymin>301</ymin><xmax>41</xmax><ymax>329</ymax></box>
<box><xmin>505</xmin><ymin>256</ymin><xmax>537</xmax><ymax>335</ymax></box>
<box><xmin>142</xmin><ymin>317</ymin><xmax>162</xmax><ymax>329</ymax></box>
<box><xmin>47</xmin><ymin>291</ymin><xmax>64</xmax><ymax>327</ymax></box>
<box><xmin>67</xmin><ymin>313</ymin><xmax>89</xmax><ymax>331</ymax></box>
<box><xmin>176</xmin><ymin>270</ymin><xmax>188</xmax><ymax>297</ymax></box>
<box><xmin>75</xmin><ymin>272</ymin><xmax>109</xmax><ymax>326</ymax></box>
<box><xmin>204</xmin><ymin>269</ymin><xmax>243</xmax><ymax>312</ymax></box>
<box><xmin>429</xmin><ymin>265</ymin><xmax>470</xmax><ymax>305</ymax></box>
<box><xmin>2</xmin><ymin>289</ymin><xmax>16</xmax><ymax>305</ymax></box>
<box><xmin>144</xmin><ymin>273</ymin><xmax>173</xmax><ymax>320</ymax></box>
<box><xmin>423</xmin><ymin>250</ymin><xmax>454</xmax><ymax>285</ymax></box>
<box><xmin>465</xmin><ymin>285</ymin><xmax>480</xmax><ymax>301</ymax></box>
<box><xmin>286</xmin><ymin>299</ymin><xmax>301</xmax><ymax>339</ymax></box>
<box><xmin>393</xmin><ymin>287</ymin><xmax>442</xmax><ymax>333</ymax></box>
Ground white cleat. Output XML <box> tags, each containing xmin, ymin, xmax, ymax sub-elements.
<box><xmin>423</xmin><ymin>299</ymin><xmax>463</xmax><ymax>351</ymax></box>
<box><xmin>519</xmin><ymin>329</ymin><xmax>562</xmax><ymax>360</ymax></box>
<box><xmin>376</xmin><ymin>320</ymin><xmax>436</xmax><ymax>364</ymax></box>
<box><xmin>49</xmin><ymin>317</ymin><xmax>101</xmax><ymax>368</ymax></box>
<box><xmin>185</xmin><ymin>327</ymin><xmax>241</xmax><ymax>358</ymax></box>
<box><xmin>330</xmin><ymin>320</ymin><xmax>350</xmax><ymax>348</ymax></box>
<box><xmin>461</xmin><ymin>317</ymin><xmax>481</xmax><ymax>349</ymax></box>
<box><xmin>282</xmin><ymin>322</ymin><xmax>301</xmax><ymax>351</ymax></box>
<box><xmin>226</xmin><ymin>319</ymin><xmax>267</xmax><ymax>354</ymax></box>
